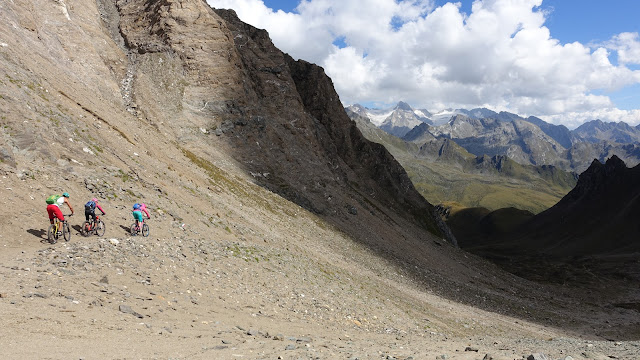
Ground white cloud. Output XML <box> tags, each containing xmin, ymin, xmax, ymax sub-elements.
<box><xmin>207</xmin><ymin>0</ymin><xmax>640</xmax><ymax>128</ymax></box>
<box><xmin>605</xmin><ymin>32</ymin><xmax>640</xmax><ymax>65</ymax></box>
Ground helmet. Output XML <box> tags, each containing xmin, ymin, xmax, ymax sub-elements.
<box><xmin>62</xmin><ymin>192</ymin><xmax>70</xmax><ymax>198</ymax></box>
<box><xmin>92</xmin><ymin>198</ymin><xmax>98</xmax><ymax>202</ymax></box>
<box><xmin>133</xmin><ymin>203</ymin><xmax>140</xmax><ymax>209</ymax></box>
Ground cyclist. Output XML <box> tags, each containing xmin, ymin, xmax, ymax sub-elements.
<box><xmin>46</xmin><ymin>192</ymin><xmax>74</xmax><ymax>232</ymax></box>
<box><xmin>84</xmin><ymin>198</ymin><xmax>105</xmax><ymax>226</ymax></box>
<box><xmin>137</xmin><ymin>203</ymin><xmax>151</xmax><ymax>220</ymax></box>
<box><xmin>132</xmin><ymin>203</ymin><xmax>144</xmax><ymax>233</ymax></box>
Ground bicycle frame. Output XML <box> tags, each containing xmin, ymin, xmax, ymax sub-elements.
<box><xmin>48</xmin><ymin>214</ymin><xmax>71</xmax><ymax>243</ymax></box>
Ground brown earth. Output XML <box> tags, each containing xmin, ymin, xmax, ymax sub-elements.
<box><xmin>0</xmin><ymin>0</ymin><xmax>639</xmax><ymax>359</ymax></box>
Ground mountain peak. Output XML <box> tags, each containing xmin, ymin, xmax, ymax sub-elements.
<box><xmin>395</xmin><ymin>101</ymin><xmax>413</xmax><ymax>111</ymax></box>
<box><xmin>572</xmin><ymin>155</ymin><xmax>629</xmax><ymax>199</ymax></box>
<box><xmin>605</xmin><ymin>154</ymin><xmax>627</xmax><ymax>172</ymax></box>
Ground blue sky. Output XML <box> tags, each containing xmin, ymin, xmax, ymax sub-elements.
<box><xmin>209</xmin><ymin>0</ymin><xmax>640</xmax><ymax>127</ymax></box>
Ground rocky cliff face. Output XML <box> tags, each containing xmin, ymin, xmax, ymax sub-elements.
<box><xmin>91</xmin><ymin>2</ymin><xmax>450</xmax><ymax>244</ymax></box>
<box><xmin>0</xmin><ymin>0</ymin><xmax>450</xmax><ymax>247</ymax></box>
<box><xmin>213</xmin><ymin>9</ymin><xmax>448</xmax><ymax>241</ymax></box>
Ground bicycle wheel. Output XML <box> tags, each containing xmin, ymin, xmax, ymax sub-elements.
<box><xmin>95</xmin><ymin>219</ymin><xmax>106</xmax><ymax>237</ymax></box>
<box><xmin>63</xmin><ymin>221</ymin><xmax>71</xmax><ymax>242</ymax></box>
<box><xmin>81</xmin><ymin>221</ymin><xmax>91</xmax><ymax>237</ymax></box>
<box><xmin>141</xmin><ymin>223</ymin><xmax>150</xmax><ymax>237</ymax></box>
<box><xmin>47</xmin><ymin>223</ymin><xmax>57</xmax><ymax>244</ymax></box>
<box><xmin>130</xmin><ymin>223</ymin><xmax>138</xmax><ymax>236</ymax></box>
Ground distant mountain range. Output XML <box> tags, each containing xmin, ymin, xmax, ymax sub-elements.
<box><xmin>346</xmin><ymin>106</ymin><xmax>578</xmax><ymax>214</ymax></box>
<box><xmin>345</xmin><ymin>102</ymin><xmax>640</xmax><ymax>172</ymax></box>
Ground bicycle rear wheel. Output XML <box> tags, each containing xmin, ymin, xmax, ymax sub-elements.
<box><xmin>63</xmin><ymin>221</ymin><xmax>71</xmax><ymax>242</ymax></box>
<box><xmin>130</xmin><ymin>223</ymin><xmax>138</xmax><ymax>236</ymax></box>
<box><xmin>95</xmin><ymin>219</ymin><xmax>106</xmax><ymax>237</ymax></box>
<box><xmin>141</xmin><ymin>223</ymin><xmax>150</xmax><ymax>237</ymax></box>
<box><xmin>81</xmin><ymin>221</ymin><xmax>91</xmax><ymax>237</ymax></box>
<box><xmin>47</xmin><ymin>223</ymin><xmax>57</xmax><ymax>244</ymax></box>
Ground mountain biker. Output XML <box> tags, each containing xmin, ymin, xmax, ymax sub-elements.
<box><xmin>46</xmin><ymin>192</ymin><xmax>74</xmax><ymax>227</ymax></box>
<box><xmin>137</xmin><ymin>203</ymin><xmax>151</xmax><ymax>220</ymax></box>
<box><xmin>132</xmin><ymin>203</ymin><xmax>144</xmax><ymax>232</ymax></box>
<box><xmin>84</xmin><ymin>197</ymin><xmax>105</xmax><ymax>224</ymax></box>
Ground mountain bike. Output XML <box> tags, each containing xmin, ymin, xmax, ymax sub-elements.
<box><xmin>130</xmin><ymin>220</ymin><xmax>149</xmax><ymax>237</ymax></box>
<box><xmin>47</xmin><ymin>214</ymin><xmax>72</xmax><ymax>244</ymax></box>
<box><xmin>81</xmin><ymin>214</ymin><xmax>105</xmax><ymax>237</ymax></box>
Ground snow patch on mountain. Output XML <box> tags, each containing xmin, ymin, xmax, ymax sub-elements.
<box><xmin>368</xmin><ymin>109</ymin><xmax>394</xmax><ymax>126</ymax></box>
<box><xmin>431</xmin><ymin>109</ymin><xmax>461</xmax><ymax>125</ymax></box>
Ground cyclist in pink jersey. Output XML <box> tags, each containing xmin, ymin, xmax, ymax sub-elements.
<box><xmin>138</xmin><ymin>203</ymin><xmax>151</xmax><ymax>219</ymax></box>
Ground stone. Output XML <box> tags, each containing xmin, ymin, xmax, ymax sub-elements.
<box><xmin>119</xmin><ymin>304</ymin><xmax>144</xmax><ymax>318</ymax></box>
<box><xmin>527</xmin><ymin>354</ymin><xmax>549</xmax><ymax>360</ymax></box>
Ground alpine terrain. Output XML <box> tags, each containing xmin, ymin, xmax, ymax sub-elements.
<box><xmin>0</xmin><ymin>0</ymin><xmax>639</xmax><ymax>359</ymax></box>
<box><xmin>350</xmin><ymin>103</ymin><xmax>640</xmax><ymax>173</ymax></box>
<box><xmin>346</xmin><ymin>106</ymin><xmax>579</xmax><ymax>214</ymax></box>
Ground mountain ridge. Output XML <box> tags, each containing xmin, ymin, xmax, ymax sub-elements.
<box><xmin>346</xmin><ymin>107</ymin><xmax>579</xmax><ymax>214</ymax></box>
<box><xmin>350</xmin><ymin>102</ymin><xmax>640</xmax><ymax>172</ymax></box>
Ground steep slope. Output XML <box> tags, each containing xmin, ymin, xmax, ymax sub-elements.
<box><xmin>215</xmin><ymin>9</ymin><xmax>448</xmax><ymax>241</ymax></box>
<box><xmin>1</xmin><ymin>0</ymin><xmax>639</xmax><ymax>357</ymax></box>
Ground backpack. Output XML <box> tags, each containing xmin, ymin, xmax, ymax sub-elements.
<box><xmin>46</xmin><ymin>194</ymin><xmax>61</xmax><ymax>205</ymax></box>
<box><xmin>85</xmin><ymin>200</ymin><xmax>96</xmax><ymax>211</ymax></box>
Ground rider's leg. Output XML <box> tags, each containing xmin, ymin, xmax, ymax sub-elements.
<box><xmin>50</xmin><ymin>205</ymin><xmax>64</xmax><ymax>233</ymax></box>
<box><xmin>47</xmin><ymin>204</ymin><xmax>57</xmax><ymax>224</ymax></box>
<box><xmin>88</xmin><ymin>211</ymin><xmax>96</xmax><ymax>228</ymax></box>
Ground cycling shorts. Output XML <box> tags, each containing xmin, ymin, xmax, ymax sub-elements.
<box><xmin>85</xmin><ymin>209</ymin><xmax>97</xmax><ymax>222</ymax></box>
<box><xmin>47</xmin><ymin>204</ymin><xmax>64</xmax><ymax>221</ymax></box>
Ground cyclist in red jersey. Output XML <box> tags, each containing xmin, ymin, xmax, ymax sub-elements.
<box><xmin>47</xmin><ymin>192</ymin><xmax>74</xmax><ymax>225</ymax></box>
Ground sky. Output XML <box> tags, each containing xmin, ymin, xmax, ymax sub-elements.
<box><xmin>207</xmin><ymin>0</ymin><xmax>640</xmax><ymax>128</ymax></box>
